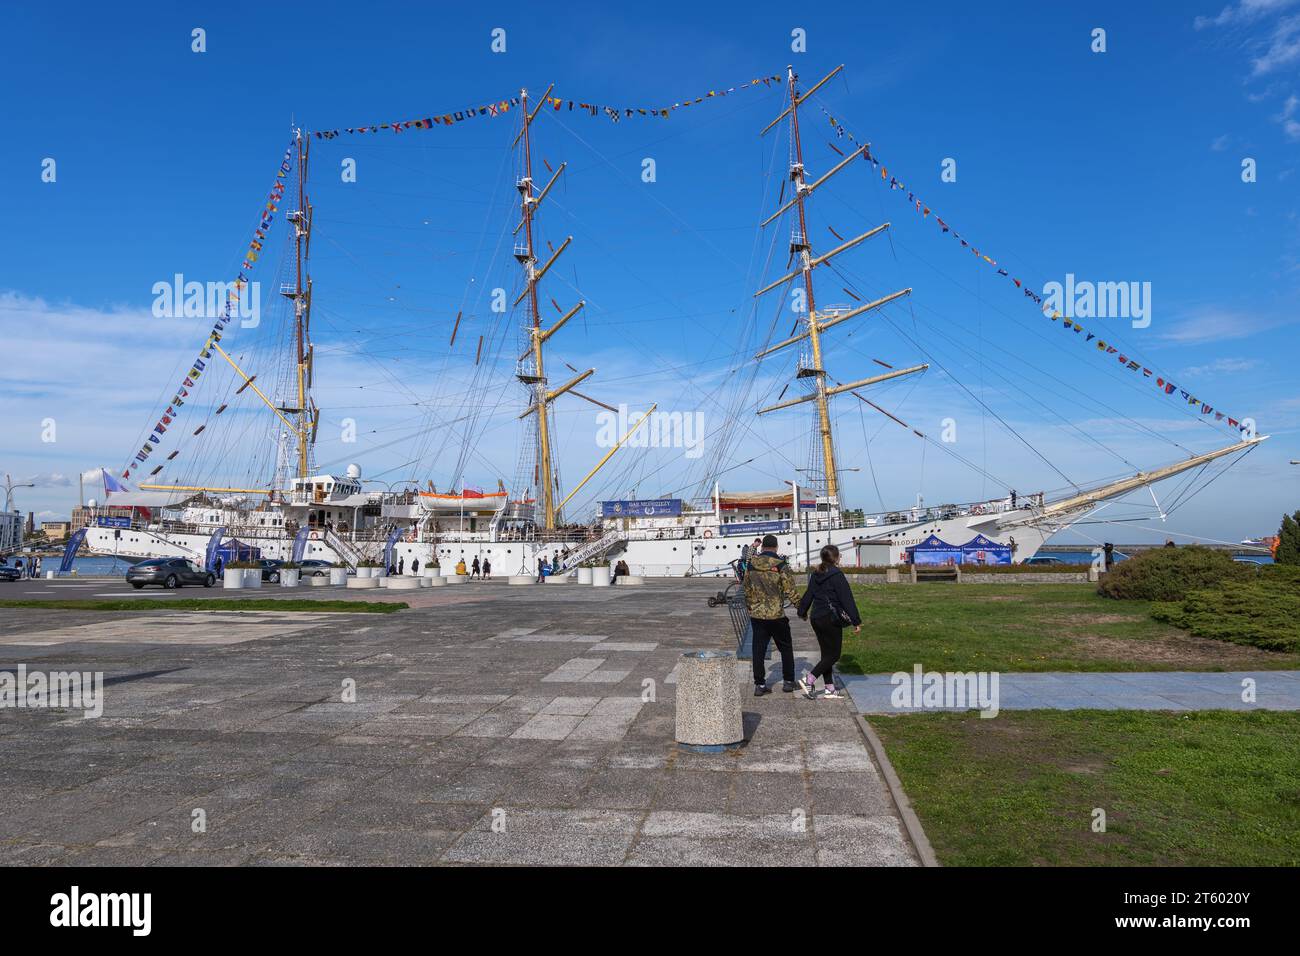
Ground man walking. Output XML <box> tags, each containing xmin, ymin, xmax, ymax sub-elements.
<box><xmin>743</xmin><ymin>534</ymin><xmax>801</xmax><ymax>695</ymax></box>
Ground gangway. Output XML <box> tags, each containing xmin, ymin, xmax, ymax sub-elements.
<box><xmin>556</xmin><ymin>529</ymin><xmax>627</xmax><ymax>572</ymax></box>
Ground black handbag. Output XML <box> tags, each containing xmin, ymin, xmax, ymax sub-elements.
<box><xmin>808</xmin><ymin>572</ymin><xmax>854</xmax><ymax>626</ymax></box>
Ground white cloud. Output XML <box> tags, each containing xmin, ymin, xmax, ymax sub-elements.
<box><xmin>1195</xmin><ymin>0</ymin><xmax>1298</xmax><ymax>30</ymax></box>
<box><xmin>1159</xmin><ymin>307</ymin><xmax>1269</xmax><ymax>344</ymax></box>
<box><xmin>1182</xmin><ymin>357</ymin><xmax>1259</xmax><ymax>376</ymax></box>
<box><xmin>1251</xmin><ymin>14</ymin><xmax>1300</xmax><ymax>74</ymax></box>
<box><xmin>1276</xmin><ymin>93</ymin><xmax>1300</xmax><ymax>139</ymax></box>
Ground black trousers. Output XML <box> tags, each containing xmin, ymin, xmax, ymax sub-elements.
<box><xmin>751</xmin><ymin>617</ymin><xmax>795</xmax><ymax>685</ymax></box>
<box><xmin>809</xmin><ymin>613</ymin><xmax>844</xmax><ymax>684</ymax></box>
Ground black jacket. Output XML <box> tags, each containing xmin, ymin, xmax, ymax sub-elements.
<box><xmin>797</xmin><ymin>566</ymin><xmax>861</xmax><ymax>627</ymax></box>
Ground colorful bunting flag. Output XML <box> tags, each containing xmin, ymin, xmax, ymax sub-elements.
<box><xmin>815</xmin><ymin>103</ymin><xmax>1246</xmax><ymax>433</ymax></box>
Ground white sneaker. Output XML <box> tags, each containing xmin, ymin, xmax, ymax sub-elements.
<box><xmin>797</xmin><ymin>673</ymin><xmax>817</xmax><ymax>699</ymax></box>
<box><xmin>820</xmin><ymin>684</ymin><xmax>844</xmax><ymax>700</ymax></box>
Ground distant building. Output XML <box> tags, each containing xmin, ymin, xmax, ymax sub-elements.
<box><xmin>41</xmin><ymin>520</ymin><xmax>72</xmax><ymax>538</ymax></box>
<box><xmin>0</xmin><ymin>509</ymin><xmax>22</xmax><ymax>553</ymax></box>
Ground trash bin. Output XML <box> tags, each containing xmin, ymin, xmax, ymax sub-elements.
<box><xmin>675</xmin><ymin>651</ymin><xmax>744</xmax><ymax>752</ymax></box>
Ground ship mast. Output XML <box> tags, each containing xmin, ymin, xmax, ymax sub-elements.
<box><xmin>754</xmin><ymin>65</ymin><xmax>925</xmax><ymax>511</ymax></box>
<box><xmin>513</xmin><ymin>86</ymin><xmax>592</xmax><ymax>530</ymax></box>
<box><xmin>144</xmin><ymin>128</ymin><xmax>317</xmax><ymax>498</ymax></box>
<box><xmin>287</xmin><ymin>127</ymin><xmax>317</xmax><ymax>480</ymax></box>
<box><xmin>786</xmin><ymin>67</ymin><xmax>838</xmax><ymax>502</ymax></box>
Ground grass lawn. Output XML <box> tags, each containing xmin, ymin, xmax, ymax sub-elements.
<box><xmin>0</xmin><ymin>599</ymin><xmax>407</xmax><ymax>613</ymax></box>
<box><xmin>872</xmin><ymin>710</ymin><xmax>1300</xmax><ymax>866</ymax></box>
<box><xmin>841</xmin><ymin>583</ymin><xmax>1300</xmax><ymax>673</ymax></box>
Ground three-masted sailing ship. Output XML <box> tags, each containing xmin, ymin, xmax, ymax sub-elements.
<box><xmin>80</xmin><ymin>67</ymin><xmax>1266</xmax><ymax>576</ymax></box>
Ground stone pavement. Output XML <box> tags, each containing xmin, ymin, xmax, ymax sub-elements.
<box><xmin>843</xmin><ymin>669</ymin><xmax>1300</xmax><ymax>713</ymax></box>
<box><xmin>0</xmin><ymin>580</ymin><xmax>918</xmax><ymax>866</ymax></box>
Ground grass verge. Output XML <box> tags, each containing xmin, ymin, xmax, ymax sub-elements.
<box><xmin>871</xmin><ymin>709</ymin><xmax>1300</xmax><ymax>866</ymax></box>
<box><xmin>841</xmin><ymin>583</ymin><xmax>1300</xmax><ymax>673</ymax></box>
<box><xmin>0</xmin><ymin>599</ymin><xmax>407</xmax><ymax>613</ymax></box>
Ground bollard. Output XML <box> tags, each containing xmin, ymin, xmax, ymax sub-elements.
<box><xmin>675</xmin><ymin>651</ymin><xmax>744</xmax><ymax>752</ymax></box>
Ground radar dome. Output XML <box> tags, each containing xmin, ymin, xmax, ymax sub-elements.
<box><xmin>345</xmin><ymin>463</ymin><xmax>362</xmax><ymax>479</ymax></box>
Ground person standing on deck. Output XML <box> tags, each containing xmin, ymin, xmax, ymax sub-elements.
<box><xmin>743</xmin><ymin>534</ymin><xmax>801</xmax><ymax>696</ymax></box>
<box><xmin>482</xmin><ymin>558</ymin><xmax>492</xmax><ymax>580</ymax></box>
<box><xmin>471</xmin><ymin>556</ymin><xmax>481</xmax><ymax>579</ymax></box>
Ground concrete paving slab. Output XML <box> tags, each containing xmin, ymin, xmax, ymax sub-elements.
<box><xmin>0</xmin><ymin>579</ymin><xmax>922</xmax><ymax>866</ymax></box>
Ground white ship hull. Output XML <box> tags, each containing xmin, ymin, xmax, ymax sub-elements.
<box><xmin>82</xmin><ymin>508</ymin><xmax>1063</xmax><ymax>577</ymax></box>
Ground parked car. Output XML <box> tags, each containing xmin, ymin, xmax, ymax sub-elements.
<box><xmin>1022</xmin><ymin>555</ymin><xmax>1065</xmax><ymax>566</ymax></box>
<box><xmin>126</xmin><ymin>558</ymin><xmax>215</xmax><ymax>589</ymax></box>
<box><xmin>0</xmin><ymin>565</ymin><xmax>21</xmax><ymax>582</ymax></box>
<box><xmin>298</xmin><ymin>559</ymin><xmax>334</xmax><ymax>578</ymax></box>
<box><xmin>255</xmin><ymin>558</ymin><xmax>286</xmax><ymax>583</ymax></box>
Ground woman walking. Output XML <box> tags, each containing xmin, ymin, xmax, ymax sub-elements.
<box><xmin>796</xmin><ymin>545</ymin><xmax>861</xmax><ymax>699</ymax></box>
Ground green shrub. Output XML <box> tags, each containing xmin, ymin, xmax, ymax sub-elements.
<box><xmin>1277</xmin><ymin>510</ymin><xmax>1300</xmax><ymax>566</ymax></box>
<box><xmin>1097</xmin><ymin>546</ymin><xmax>1253</xmax><ymax>601</ymax></box>
<box><xmin>1151</xmin><ymin>576</ymin><xmax>1300</xmax><ymax>652</ymax></box>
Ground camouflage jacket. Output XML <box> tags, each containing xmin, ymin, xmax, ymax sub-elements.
<box><xmin>743</xmin><ymin>552</ymin><xmax>801</xmax><ymax>620</ymax></box>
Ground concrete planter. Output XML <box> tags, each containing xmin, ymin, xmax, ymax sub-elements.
<box><xmin>356</xmin><ymin>566</ymin><xmax>374</xmax><ymax>579</ymax></box>
<box><xmin>591</xmin><ymin>572</ymin><xmax>611</xmax><ymax>587</ymax></box>
<box><xmin>427</xmin><ymin>575</ymin><xmax>448</xmax><ymax>587</ymax></box>
<box><xmin>445</xmin><ymin>574</ymin><xmax>466</xmax><ymax>585</ymax></box>
<box><xmin>346</xmin><ymin>577</ymin><xmax>380</xmax><ymax>589</ymax></box>
<box><xmin>387</xmin><ymin>577</ymin><xmax>421</xmax><ymax>590</ymax></box>
<box><xmin>309</xmin><ymin>575</ymin><xmax>331</xmax><ymax>586</ymax></box>
<box><xmin>545</xmin><ymin>574</ymin><xmax>571</xmax><ymax>584</ymax></box>
<box><xmin>329</xmin><ymin>568</ymin><xmax>348</xmax><ymax>586</ymax></box>
<box><xmin>279</xmin><ymin>570</ymin><xmax>300</xmax><ymax>587</ymax></box>
<box><xmin>223</xmin><ymin>568</ymin><xmax>245</xmax><ymax>590</ymax></box>
<box><xmin>373</xmin><ymin>567</ymin><xmax>388</xmax><ymax>578</ymax></box>
<box><xmin>576</xmin><ymin>567</ymin><xmax>593</xmax><ymax>584</ymax></box>
<box><xmin>243</xmin><ymin>570</ymin><xmax>263</xmax><ymax>589</ymax></box>
<box><xmin>616</xmin><ymin>575</ymin><xmax>644</xmax><ymax>586</ymax></box>
<box><xmin>508</xmin><ymin>575</ymin><xmax>534</xmax><ymax>586</ymax></box>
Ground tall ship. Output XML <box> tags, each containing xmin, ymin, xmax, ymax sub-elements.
<box><xmin>78</xmin><ymin>67</ymin><xmax>1265</xmax><ymax>576</ymax></box>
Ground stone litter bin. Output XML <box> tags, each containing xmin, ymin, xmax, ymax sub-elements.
<box><xmin>674</xmin><ymin>650</ymin><xmax>744</xmax><ymax>753</ymax></box>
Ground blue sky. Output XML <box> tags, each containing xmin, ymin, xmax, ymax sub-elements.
<box><xmin>1</xmin><ymin>0</ymin><xmax>1297</xmax><ymax>545</ymax></box>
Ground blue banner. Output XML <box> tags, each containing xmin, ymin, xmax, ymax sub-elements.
<box><xmin>204</xmin><ymin>527</ymin><xmax>227</xmax><ymax>572</ymax></box>
<box><xmin>59</xmin><ymin>528</ymin><xmax>88</xmax><ymax>574</ymax></box>
<box><xmin>94</xmin><ymin>516</ymin><xmax>131</xmax><ymax>528</ymax></box>
<box><xmin>600</xmin><ymin>498</ymin><xmax>682</xmax><ymax>518</ymax></box>
<box><xmin>720</xmin><ymin>519</ymin><xmax>789</xmax><ymax>537</ymax></box>
<box><xmin>382</xmin><ymin>527</ymin><xmax>404</xmax><ymax>571</ymax></box>
<box><xmin>290</xmin><ymin>525</ymin><xmax>311</xmax><ymax>563</ymax></box>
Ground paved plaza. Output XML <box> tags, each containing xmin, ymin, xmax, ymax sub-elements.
<box><xmin>0</xmin><ymin>579</ymin><xmax>918</xmax><ymax>866</ymax></box>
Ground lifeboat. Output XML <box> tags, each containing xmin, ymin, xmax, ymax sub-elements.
<box><xmin>417</xmin><ymin>488</ymin><xmax>510</xmax><ymax>514</ymax></box>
